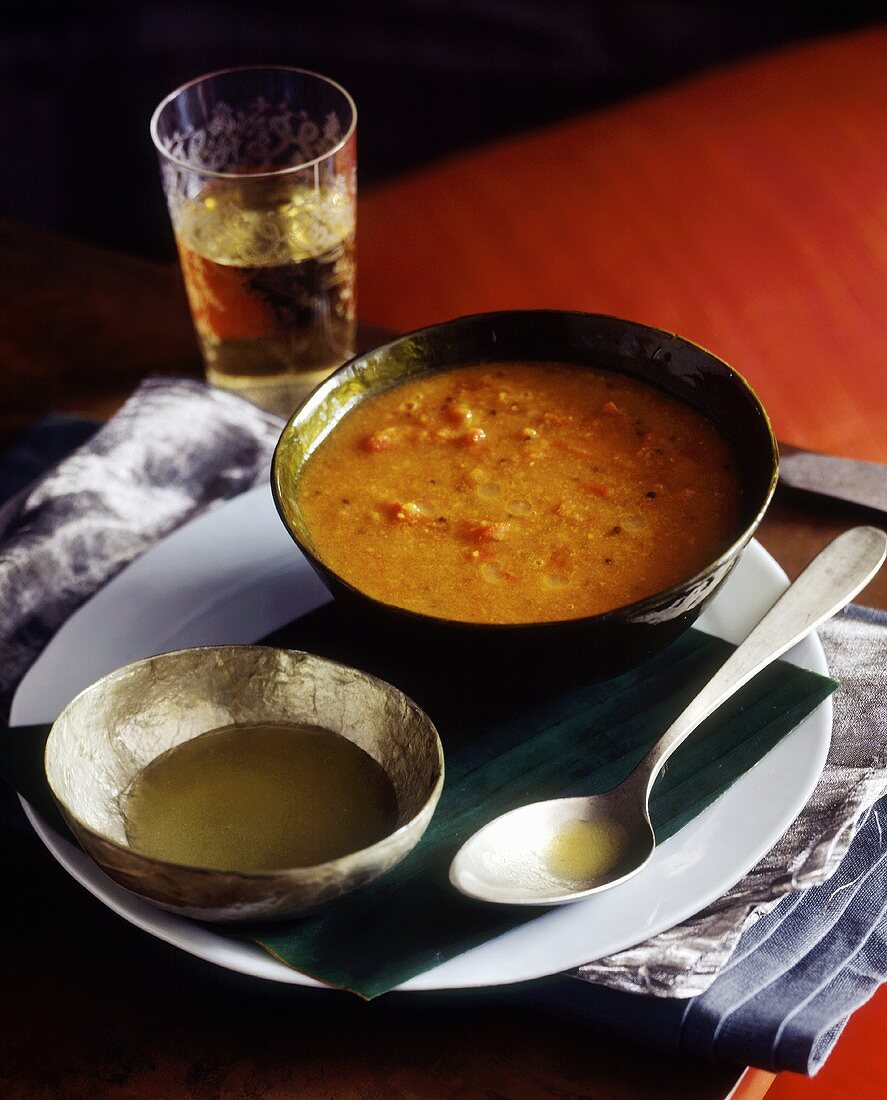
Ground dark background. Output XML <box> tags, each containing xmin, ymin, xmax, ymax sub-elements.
<box><xmin>1</xmin><ymin>1</ymin><xmax>883</xmax><ymax>260</ymax></box>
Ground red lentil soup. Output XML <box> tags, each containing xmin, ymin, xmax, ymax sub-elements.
<box><xmin>296</xmin><ymin>362</ymin><xmax>742</xmax><ymax>624</ymax></box>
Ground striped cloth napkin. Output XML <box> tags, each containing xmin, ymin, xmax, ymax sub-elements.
<box><xmin>0</xmin><ymin>379</ymin><xmax>884</xmax><ymax>1073</ymax></box>
<box><xmin>514</xmin><ymin>604</ymin><xmax>887</xmax><ymax>1074</ymax></box>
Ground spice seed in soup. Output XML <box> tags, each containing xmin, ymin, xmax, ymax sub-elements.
<box><xmin>297</xmin><ymin>363</ymin><xmax>742</xmax><ymax>623</ymax></box>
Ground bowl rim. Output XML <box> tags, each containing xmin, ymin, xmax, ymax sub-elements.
<box><xmin>44</xmin><ymin>644</ymin><xmax>445</xmax><ymax>881</ymax></box>
<box><xmin>150</xmin><ymin>65</ymin><xmax>357</xmax><ymax>181</ymax></box>
<box><xmin>271</xmin><ymin>309</ymin><xmax>779</xmax><ymax>632</ymax></box>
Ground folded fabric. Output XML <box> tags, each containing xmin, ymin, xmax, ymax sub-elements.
<box><xmin>0</xmin><ymin>414</ymin><xmax>99</xmax><ymax>508</ymax></box>
<box><xmin>0</xmin><ymin>379</ymin><xmax>282</xmax><ymax>699</ymax></box>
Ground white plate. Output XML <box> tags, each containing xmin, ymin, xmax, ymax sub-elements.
<box><xmin>12</xmin><ymin>484</ymin><xmax>831</xmax><ymax>992</ymax></box>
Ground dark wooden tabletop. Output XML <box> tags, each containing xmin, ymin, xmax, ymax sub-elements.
<box><xmin>1</xmin><ymin>219</ymin><xmax>884</xmax><ymax>1099</ymax></box>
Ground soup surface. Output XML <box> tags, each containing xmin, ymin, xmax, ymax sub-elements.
<box><xmin>123</xmin><ymin>722</ymin><xmax>399</xmax><ymax>872</ymax></box>
<box><xmin>296</xmin><ymin>362</ymin><xmax>742</xmax><ymax>623</ymax></box>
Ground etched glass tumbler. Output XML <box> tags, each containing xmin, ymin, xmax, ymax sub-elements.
<box><xmin>151</xmin><ymin>67</ymin><xmax>357</xmax><ymax>415</ymax></box>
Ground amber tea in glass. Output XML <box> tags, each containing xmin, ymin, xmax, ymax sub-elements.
<box><xmin>152</xmin><ymin>67</ymin><xmax>357</xmax><ymax>415</ymax></box>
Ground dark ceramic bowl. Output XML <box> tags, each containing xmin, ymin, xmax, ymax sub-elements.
<box><xmin>271</xmin><ymin>311</ymin><xmax>778</xmax><ymax>679</ymax></box>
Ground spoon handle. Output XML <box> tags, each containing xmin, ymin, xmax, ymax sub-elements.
<box><xmin>636</xmin><ymin>525</ymin><xmax>887</xmax><ymax>800</ymax></box>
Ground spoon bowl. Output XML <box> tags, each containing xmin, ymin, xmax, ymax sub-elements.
<box><xmin>450</xmin><ymin>792</ymin><xmax>655</xmax><ymax>905</ymax></box>
<box><xmin>450</xmin><ymin>526</ymin><xmax>886</xmax><ymax>907</ymax></box>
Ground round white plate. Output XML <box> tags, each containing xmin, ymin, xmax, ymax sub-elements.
<box><xmin>12</xmin><ymin>484</ymin><xmax>831</xmax><ymax>992</ymax></box>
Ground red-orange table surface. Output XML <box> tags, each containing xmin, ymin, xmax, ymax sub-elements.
<box><xmin>358</xmin><ymin>26</ymin><xmax>887</xmax><ymax>1096</ymax></box>
<box><xmin>359</xmin><ymin>27</ymin><xmax>887</xmax><ymax>464</ymax></box>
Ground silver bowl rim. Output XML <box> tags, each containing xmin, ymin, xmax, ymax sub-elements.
<box><xmin>44</xmin><ymin>644</ymin><xmax>445</xmax><ymax>882</ymax></box>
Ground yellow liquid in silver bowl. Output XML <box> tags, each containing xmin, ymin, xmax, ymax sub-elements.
<box><xmin>123</xmin><ymin>722</ymin><xmax>398</xmax><ymax>872</ymax></box>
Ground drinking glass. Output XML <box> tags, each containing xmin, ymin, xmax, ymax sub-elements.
<box><xmin>151</xmin><ymin>67</ymin><xmax>357</xmax><ymax>415</ymax></box>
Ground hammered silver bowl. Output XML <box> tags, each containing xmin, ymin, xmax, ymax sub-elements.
<box><xmin>44</xmin><ymin>646</ymin><xmax>444</xmax><ymax>922</ymax></box>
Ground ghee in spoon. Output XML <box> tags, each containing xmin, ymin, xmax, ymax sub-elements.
<box><xmin>123</xmin><ymin>722</ymin><xmax>399</xmax><ymax>872</ymax></box>
<box><xmin>547</xmin><ymin>817</ymin><xmax>630</xmax><ymax>883</ymax></box>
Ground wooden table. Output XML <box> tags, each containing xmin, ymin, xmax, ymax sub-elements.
<box><xmin>0</xmin><ymin>219</ymin><xmax>884</xmax><ymax>1099</ymax></box>
<box><xmin>358</xmin><ymin>28</ymin><xmax>887</xmax><ymax>468</ymax></box>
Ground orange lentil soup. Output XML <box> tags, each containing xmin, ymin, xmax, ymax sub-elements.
<box><xmin>296</xmin><ymin>362</ymin><xmax>742</xmax><ymax>624</ymax></box>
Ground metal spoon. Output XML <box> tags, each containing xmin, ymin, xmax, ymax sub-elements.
<box><xmin>450</xmin><ymin>526</ymin><xmax>887</xmax><ymax>906</ymax></box>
